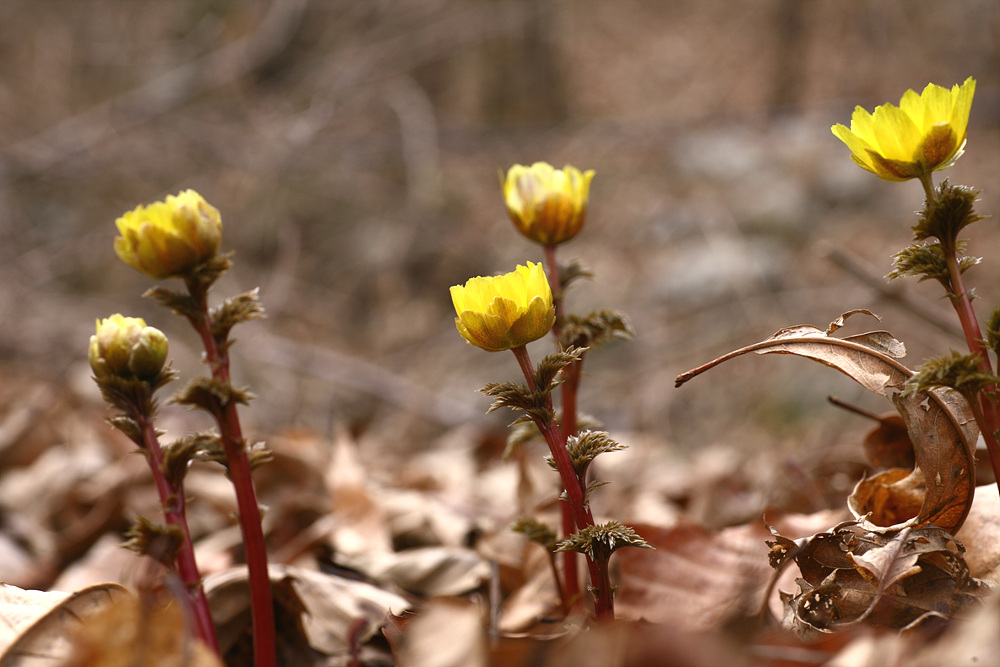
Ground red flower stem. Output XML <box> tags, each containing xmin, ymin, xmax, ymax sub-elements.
<box><xmin>921</xmin><ymin>175</ymin><xmax>1000</xmax><ymax>494</ymax></box>
<box><xmin>541</xmin><ymin>244</ymin><xmax>583</xmax><ymax>607</ymax></box>
<box><xmin>511</xmin><ymin>345</ymin><xmax>614</xmax><ymax>620</ymax></box>
<box><xmin>135</xmin><ymin>412</ymin><xmax>219</xmax><ymax>653</ymax></box>
<box><xmin>186</xmin><ymin>279</ymin><xmax>275</xmax><ymax>667</ymax></box>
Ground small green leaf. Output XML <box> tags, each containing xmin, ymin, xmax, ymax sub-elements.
<box><xmin>211</xmin><ymin>288</ymin><xmax>265</xmax><ymax>345</ymax></box>
<box><xmin>559</xmin><ymin>310</ymin><xmax>635</xmax><ymax>349</ymax></box>
<box><xmin>172</xmin><ymin>376</ymin><xmax>254</xmax><ymax>415</ymax></box>
<box><xmin>163</xmin><ymin>432</ymin><xmax>221</xmax><ymax>487</ymax></box>
<box><xmin>512</xmin><ymin>517</ymin><xmax>558</xmax><ymax>552</ymax></box>
<box><xmin>555</xmin><ymin>521</ymin><xmax>652</xmax><ymax>563</ymax></box>
<box><xmin>123</xmin><ymin>516</ymin><xmax>184</xmax><ymax>565</ymax></box>
<box><xmin>546</xmin><ymin>430</ymin><xmax>627</xmax><ymax>478</ymax></box>
<box><xmin>905</xmin><ymin>350</ymin><xmax>1000</xmax><ymax>399</ymax></box>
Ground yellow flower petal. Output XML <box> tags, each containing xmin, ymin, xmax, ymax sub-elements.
<box><xmin>114</xmin><ymin>189</ymin><xmax>222</xmax><ymax>280</ymax></box>
<box><xmin>450</xmin><ymin>262</ymin><xmax>555</xmax><ymax>352</ymax></box>
<box><xmin>831</xmin><ymin>77</ymin><xmax>975</xmax><ymax>181</ymax></box>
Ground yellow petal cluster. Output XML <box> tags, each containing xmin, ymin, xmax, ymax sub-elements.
<box><xmin>451</xmin><ymin>262</ymin><xmax>555</xmax><ymax>352</ymax></box>
<box><xmin>503</xmin><ymin>162</ymin><xmax>595</xmax><ymax>246</ymax></box>
<box><xmin>114</xmin><ymin>189</ymin><xmax>222</xmax><ymax>280</ymax></box>
<box><xmin>832</xmin><ymin>77</ymin><xmax>975</xmax><ymax>181</ymax></box>
<box><xmin>89</xmin><ymin>314</ymin><xmax>169</xmax><ymax>381</ymax></box>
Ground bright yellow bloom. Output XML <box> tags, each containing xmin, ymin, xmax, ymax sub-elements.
<box><xmin>832</xmin><ymin>77</ymin><xmax>975</xmax><ymax>181</ymax></box>
<box><xmin>503</xmin><ymin>162</ymin><xmax>595</xmax><ymax>246</ymax></box>
<box><xmin>89</xmin><ymin>314</ymin><xmax>169</xmax><ymax>381</ymax></box>
<box><xmin>114</xmin><ymin>189</ymin><xmax>222</xmax><ymax>279</ymax></box>
<box><xmin>451</xmin><ymin>262</ymin><xmax>555</xmax><ymax>352</ymax></box>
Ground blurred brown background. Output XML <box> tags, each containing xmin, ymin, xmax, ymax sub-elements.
<box><xmin>2</xmin><ymin>0</ymin><xmax>1000</xmax><ymax>459</ymax></box>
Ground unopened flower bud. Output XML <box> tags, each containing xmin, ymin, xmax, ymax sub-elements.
<box><xmin>90</xmin><ymin>314</ymin><xmax>169</xmax><ymax>381</ymax></box>
<box><xmin>502</xmin><ymin>162</ymin><xmax>595</xmax><ymax>246</ymax></box>
<box><xmin>114</xmin><ymin>189</ymin><xmax>222</xmax><ymax>280</ymax></box>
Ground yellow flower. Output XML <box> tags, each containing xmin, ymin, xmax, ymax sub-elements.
<box><xmin>89</xmin><ymin>314</ymin><xmax>169</xmax><ymax>381</ymax></box>
<box><xmin>832</xmin><ymin>77</ymin><xmax>976</xmax><ymax>181</ymax></box>
<box><xmin>451</xmin><ymin>262</ymin><xmax>555</xmax><ymax>352</ymax></box>
<box><xmin>114</xmin><ymin>189</ymin><xmax>222</xmax><ymax>279</ymax></box>
<box><xmin>503</xmin><ymin>162</ymin><xmax>595</xmax><ymax>246</ymax></box>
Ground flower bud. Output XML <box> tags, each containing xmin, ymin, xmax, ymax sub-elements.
<box><xmin>502</xmin><ymin>163</ymin><xmax>595</xmax><ymax>246</ymax></box>
<box><xmin>114</xmin><ymin>189</ymin><xmax>222</xmax><ymax>280</ymax></box>
<box><xmin>90</xmin><ymin>314</ymin><xmax>169</xmax><ymax>381</ymax></box>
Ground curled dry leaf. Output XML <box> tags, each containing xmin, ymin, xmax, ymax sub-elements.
<box><xmin>0</xmin><ymin>582</ymin><xmax>128</xmax><ymax>666</ymax></box>
<box><xmin>768</xmin><ymin>519</ymin><xmax>987</xmax><ymax>634</ymax></box>
<box><xmin>676</xmin><ymin>310</ymin><xmax>977</xmax><ymax>535</ymax></box>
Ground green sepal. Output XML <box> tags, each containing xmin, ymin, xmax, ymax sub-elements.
<box><xmin>123</xmin><ymin>515</ymin><xmax>184</xmax><ymax>566</ymax></box>
<box><xmin>93</xmin><ymin>367</ymin><xmax>176</xmax><ymax>418</ymax></box>
<box><xmin>185</xmin><ymin>252</ymin><xmax>234</xmax><ymax>292</ymax></box>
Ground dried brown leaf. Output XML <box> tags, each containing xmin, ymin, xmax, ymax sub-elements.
<box><xmin>615</xmin><ymin>520</ymin><xmax>772</xmax><ymax>629</ymax></box>
<box><xmin>862</xmin><ymin>415</ymin><xmax>915</xmax><ymax>470</ymax></box>
<box><xmin>0</xmin><ymin>582</ymin><xmax>129</xmax><ymax>666</ymax></box>
<box><xmin>399</xmin><ymin>598</ymin><xmax>486</xmax><ymax>667</ymax></box>
<box><xmin>953</xmin><ymin>482</ymin><xmax>1000</xmax><ymax>582</ymax></box>
<box><xmin>204</xmin><ymin>564</ymin><xmax>408</xmax><ymax>659</ymax></box>
<box><xmin>676</xmin><ymin>311</ymin><xmax>977</xmax><ymax>534</ymax></box>
<box><xmin>337</xmin><ymin>546</ymin><xmax>489</xmax><ymax>597</ymax></box>
<box><xmin>66</xmin><ymin>594</ymin><xmax>223</xmax><ymax>667</ymax></box>
<box><xmin>774</xmin><ymin>521</ymin><xmax>986</xmax><ymax>633</ymax></box>
<box><xmin>848</xmin><ymin>528</ymin><xmax>922</xmax><ymax>600</ymax></box>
